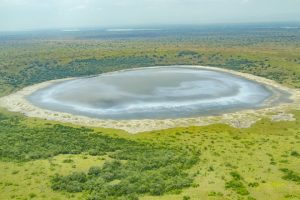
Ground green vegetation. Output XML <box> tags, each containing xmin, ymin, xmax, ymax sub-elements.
<box><xmin>1</xmin><ymin>27</ymin><xmax>300</xmax><ymax>97</ymax></box>
<box><xmin>225</xmin><ymin>172</ymin><xmax>249</xmax><ymax>195</ymax></box>
<box><xmin>0</xmin><ymin>27</ymin><xmax>300</xmax><ymax>199</ymax></box>
<box><xmin>291</xmin><ymin>150</ymin><xmax>300</xmax><ymax>158</ymax></box>
<box><xmin>0</xmin><ymin>113</ymin><xmax>198</xmax><ymax>199</ymax></box>
<box><xmin>1</xmin><ymin>109</ymin><xmax>299</xmax><ymax>199</ymax></box>
<box><xmin>280</xmin><ymin>168</ymin><xmax>300</xmax><ymax>183</ymax></box>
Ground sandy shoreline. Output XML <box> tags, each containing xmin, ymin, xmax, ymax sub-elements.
<box><xmin>0</xmin><ymin>65</ymin><xmax>299</xmax><ymax>133</ymax></box>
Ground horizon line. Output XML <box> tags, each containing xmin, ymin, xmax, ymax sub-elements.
<box><xmin>1</xmin><ymin>20</ymin><xmax>300</xmax><ymax>33</ymax></box>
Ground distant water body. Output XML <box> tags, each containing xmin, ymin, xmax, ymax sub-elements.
<box><xmin>28</xmin><ymin>66</ymin><xmax>286</xmax><ymax>120</ymax></box>
<box><xmin>106</xmin><ymin>28</ymin><xmax>161</xmax><ymax>32</ymax></box>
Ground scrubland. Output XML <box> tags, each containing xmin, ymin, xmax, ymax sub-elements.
<box><xmin>0</xmin><ymin>26</ymin><xmax>299</xmax><ymax>199</ymax></box>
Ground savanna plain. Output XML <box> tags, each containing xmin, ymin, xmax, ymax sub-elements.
<box><xmin>0</xmin><ymin>25</ymin><xmax>300</xmax><ymax>200</ymax></box>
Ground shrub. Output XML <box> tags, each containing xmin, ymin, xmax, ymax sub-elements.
<box><xmin>280</xmin><ymin>168</ymin><xmax>300</xmax><ymax>182</ymax></box>
<box><xmin>88</xmin><ymin>166</ymin><xmax>102</xmax><ymax>176</ymax></box>
<box><xmin>28</xmin><ymin>193</ymin><xmax>37</xmax><ymax>198</ymax></box>
<box><xmin>291</xmin><ymin>151</ymin><xmax>300</xmax><ymax>157</ymax></box>
<box><xmin>225</xmin><ymin>180</ymin><xmax>249</xmax><ymax>195</ymax></box>
<box><xmin>248</xmin><ymin>182</ymin><xmax>259</xmax><ymax>187</ymax></box>
<box><xmin>225</xmin><ymin>171</ymin><xmax>249</xmax><ymax>196</ymax></box>
<box><xmin>63</xmin><ymin>158</ymin><xmax>74</xmax><ymax>163</ymax></box>
<box><xmin>230</xmin><ymin>171</ymin><xmax>242</xmax><ymax>180</ymax></box>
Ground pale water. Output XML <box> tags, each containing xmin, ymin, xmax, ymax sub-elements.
<box><xmin>28</xmin><ymin>66</ymin><xmax>288</xmax><ymax>119</ymax></box>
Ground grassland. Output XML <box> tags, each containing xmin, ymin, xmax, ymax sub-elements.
<box><xmin>1</xmin><ymin>109</ymin><xmax>299</xmax><ymax>200</ymax></box>
<box><xmin>0</xmin><ymin>25</ymin><xmax>300</xmax><ymax>200</ymax></box>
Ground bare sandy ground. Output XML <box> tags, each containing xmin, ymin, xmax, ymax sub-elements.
<box><xmin>0</xmin><ymin>66</ymin><xmax>299</xmax><ymax>133</ymax></box>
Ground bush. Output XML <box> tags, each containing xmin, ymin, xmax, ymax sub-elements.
<box><xmin>280</xmin><ymin>168</ymin><xmax>300</xmax><ymax>182</ymax></box>
<box><xmin>248</xmin><ymin>182</ymin><xmax>259</xmax><ymax>187</ymax></box>
<box><xmin>225</xmin><ymin>171</ymin><xmax>249</xmax><ymax>196</ymax></box>
<box><xmin>88</xmin><ymin>166</ymin><xmax>102</xmax><ymax>176</ymax></box>
<box><xmin>230</xmin><ymin>171</ymin><xmax>242</xmax><ymax>180</ymax></box>
<box><xmin>291</xmin><ymin>151</ymin><xmax>300</xmax><ymax>157</ymax></box>
<box><xmin>225</xmin><ymin>180</ymin><xmax>249</xmax><ymax>195</ymax></box>
<box><xmin>63</xmin><ymin>158</ymin><xmax>74</xmax><ymax>163</ymax></box>
<box><xmin>183</xmin><ymin>196</ymin><xmax>191</xmax><ymax>200</ymax></box>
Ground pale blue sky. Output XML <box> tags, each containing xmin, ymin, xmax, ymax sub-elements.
<box><xmin>0</xmin><ymin>0</ymin><xmax>300</xmax><ymax>31</ymax></box>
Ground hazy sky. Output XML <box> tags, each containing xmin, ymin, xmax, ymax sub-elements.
<box><xmin>0</xmin><ymin>0</ymin><xmax>300</xmax><ymax>31</ymax></box>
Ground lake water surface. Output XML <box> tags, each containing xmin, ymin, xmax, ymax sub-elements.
<box><xmin>28</xmin><ymin>66</ymin><xmax>285</xmax><ymax>119</ymax></box>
